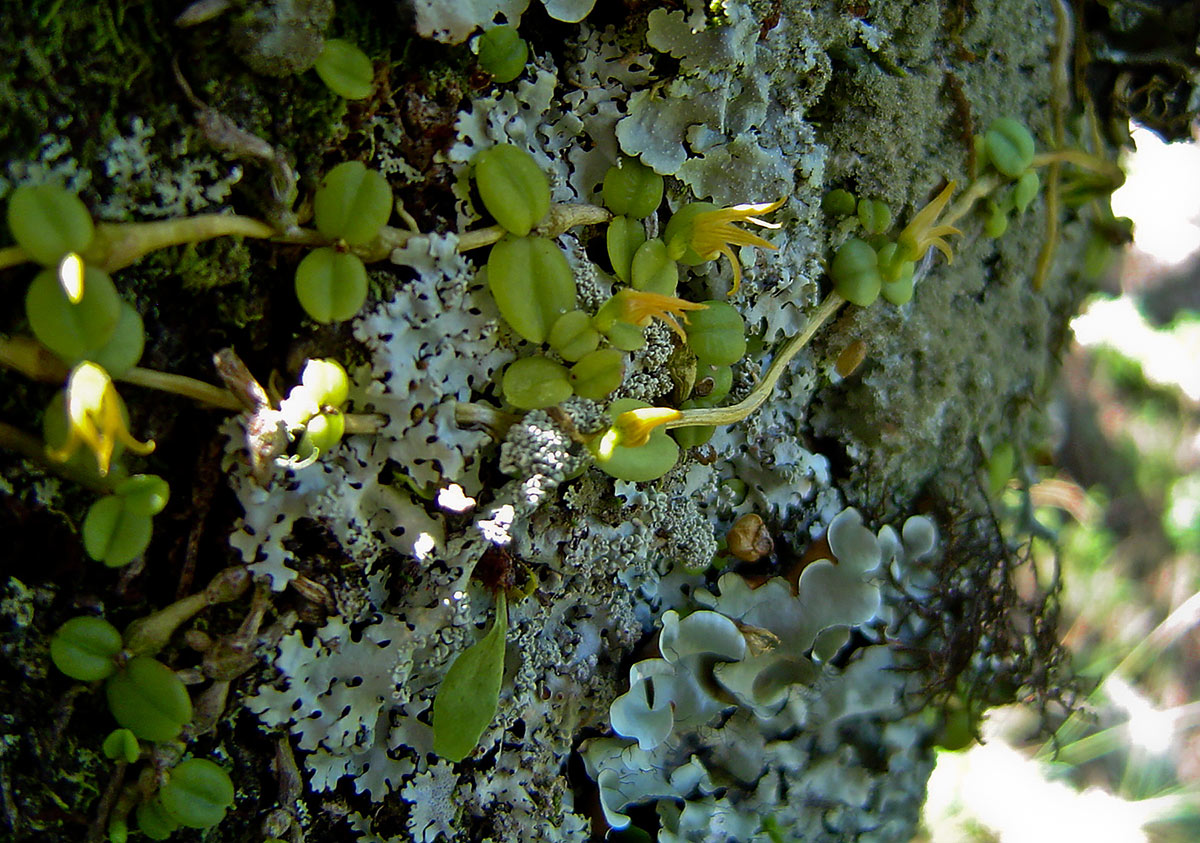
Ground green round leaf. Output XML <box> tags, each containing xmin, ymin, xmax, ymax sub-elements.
<box><xmin>136</xmin><ymin>797</ymin><xmax>179</xmax><ymax>841</ymax></box>
<box><xmin>502</xmin><ymin>356</ymin><xmax>573</xmax><ymax>409</ymax></box>
<box><xmin>606</xmin><ymin>215</ymin><xmax>645</xmax><ymax>284</ymax></box>
<box><xmin>547</xmin><ymin>310</ymin><xmax>600</xmax><ymax>362</ymax></box>
<box><xmin>79</xmin><ymin>301</ymin><xmax>144</xmax><ymax>377</ymax></box>
<box><xmin>294</xmin><ymin>247</ymin><xmax>369</xmax><ymax>323</ymax></box>
<box><xmin>821</xmin><ymin>189</ymin><xmax>856</xmax><ymax>216</ymax></box>
<box><xmin>983</xmin><ymin>203</ymin><xmax>1009</xmax><ymax>238</ymax></box>
<box><xmin>102</xmin><ymin>728</ymin><xmax>141</xmax><ymax>764</ymax></box>
<box><xmin>694</xmin><ymin>364</ymin><xmax>732</xmax><ymax>402</ymax></box>
<box><xmin>486</xmin><ymin>235</ymin><xmax>576</xmax><ymax>343</ymax></box>
<box><xmin>602</xmin><ymin>156</ymin><xmax>663</xmax><ymax>219</ymax></box>
<box><xmin>26</xmin><ymin>266</ymin><xmax>121</xmax><ymax>361</ymax></box>
<box><xmin>7</xmin><ymin>183</ymin><xmax>94</xmax><ymax>266</ymax></box>
<box><xmin>987</xmin><ymin>441</ymin><xmax>1016</xmax><ymax>496</ymax></box>
<box><xmin>630</xmin><ymin>238</ymin><xmax>677</xmax><ymax>295</ymax></box>
<box><xmin>83</xmin><ymin>495</ymin><xmax>154</xmax><ymax>567</ymax></box>
<box><xmin>313</xmin><ymin>162</ymin><xmax>392</xmax><ymax>245</ymax></box>
<box><xmin>1013</xmin><ymin>169</ymin><xmax>1040</xmax><ymax>213</ymax></box>
<box><xmin>568</xmin><ymin>348</ymin><xmax>624</xmax><ymax>401</ymax></box>
<box><xmin>683</xmin><ymin>301</ymin><xmax>746</xmax><ymax>367</ymax></box>
<box><xmin>856</xmin><ymin>198</ymin><xmax>892</xmax><ymax>234</ymax></box>
<box><xmin>880</xmin><ymin>271</ymin><xmax>914</xmax><ymax>306</ymax></box>
<box><xmin>477</xmin><ymin>25</ymin><xmax>528</xmax><ymax>83</ymax></box>
<box><xmin>159</xmin><ymin>758</ymin><xmax>235</xmax><ymax>828</ymax></box>
<box><xmin>300</xmin><ymin>358</ymin><xmax>350</xmax><ymax>407</ymax></box>
<box><xmin>50</xmin><ymin>616</ymin><xmax>122</xmax><ymax>681</ymax></box>
<box><xmin>474</xmin><ymin>144</ymin><xmax>550</xmax><ymax>237</ymax></box>
<box><xmin>830</xmin><ymin>238</ymin><xmax>881</xmax><ymax>307</ymax></box>
<box><xmin>113</xmin><ymin>474</ymin><xmax>170</xmax><ymax>516</ymax></box>
<box><xmin>298</xmin><ymin>409</ymin><xmax>345</xmax><ymax>459</ymax></box>
<box><xmin>593</xmin><ymin>398</ymin><xmax>679</xmax><ymax>482</ymax></box>
<box><xmin>984</xmin><ymin>117</ymin><xmax>1036</xmax><ymax>179</ymax></box>
<box><xmin>105</xmin><ymin>656</ymin><xmax>193</xmax><ymax>743</ymax></box>
<box><xmin>599</xmin><ymin>318</ymin><xmax>646</xmax><ymax>352</ymax></box>
<box><xmin>313</xmin><ymin>38</ymin><xmax>374</xmax><ymax>100</ymax></box>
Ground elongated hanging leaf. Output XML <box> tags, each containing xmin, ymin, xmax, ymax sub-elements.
<box><xmin>432</xmin><ymin>593</ymin><xmax>508</xmax><ymax>762</ymax></box>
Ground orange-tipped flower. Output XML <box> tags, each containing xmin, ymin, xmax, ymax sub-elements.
<box><xmin>897</xmin><ymin>181</ymin><xmax>960</xmax><ymax>264</ymax></box>
<box><xmin>595</xmin><ymin>289</ymin><xmax>709</xmax><ymax>340</ymax></box>
<box><xmin>47</xmin><ymin>362</ymin><xmax>154</xmax><ymax>475</ymax></box>
<box><xmin>673</xmin><ymin>197</ymin><xmax>786</xmax><ymax>295</ymax></box>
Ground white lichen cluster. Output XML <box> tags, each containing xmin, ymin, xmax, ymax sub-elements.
<box><xmin>583</xmin><ymin>509</ymin><xmax>940</xmax><ymax>841</ymax></box>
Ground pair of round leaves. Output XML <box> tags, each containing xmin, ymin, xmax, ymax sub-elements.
<box><xmin>857</xmin><ymin>198</ymin><xmax>892</xmax><ymax>234</ymax></box>
<box><xmin>297</xmin><ymin>162</ymin><xmax>393</xmax><ymax>323</ymax></box>
<box><xmin>502</xmin><ymin>349</ymin><xmax>624</xmax><ymax>409</ymax></box>
<box><xmin>832</xmin><ymin>239</ymin><xmax>914</xmax><ymax>307</ymax></box>
<box><xmin>7</xmin><ymin>183</ymin><xmax>94</xmax><ymax>266</ymax></box>
<box><xmin>683</xmin><ymin>301</ymin><xmax>746</xmax><ymax>367</ymax></box>
<box><xmin>607</xmin><ymin>221</ymin><xmax>677</xmax><ymax>295</ymax></box>
<box><xmin>83</xmin><ymin>474</ymin><xmax>170</xmax><ymax>567</ymax></box>
<box><xmin>26</xmin><ymin>265</ymin><xmax>144</xmax><ymax>374</ymax></box>
<box><xmin>474</xmin><ymin>144</ymin><xmax>550</xmax><ymax>237</ymax></box>
<box><xmin>477</xmin><ymin>25</ymin><xmax>528</xmax><ymax>84</ymax></box>
<box><xmin>984</xmin><ymin>117</ymin><xmax>1036</xmax><ymax>179</ymax></box>
<box><xmin>487</xmin><ymin>235</ymin><xmax>576</xmax><ymax>343</ymax></box>
<box><xmin>137</xmin><ymin>758</ymin><xmax>235</xmax><ymax>838</ymax></box>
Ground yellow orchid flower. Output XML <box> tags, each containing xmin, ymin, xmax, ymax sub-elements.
<box><xmin>896</xmin><ymin>181</ymin><xmax>961</xmax><ymax>264</ymax></box>
<box><xmin>608</xmin><ymin>406</ymin><xmax>683</xmax><ymax>451</ymax></box>
<box><xmin>593</xmin><ymin>289</ymin><xmax>709</xmax><ymax>340</ymax></box>
<box><xmin>668</xmin><ymin>197</ymin><xmax>787</xmax><ymax>295</ymax></box>
<box><xmin>47</xmin><ymin>361</ymin><xmax>154</xmax><ymax>476</ymax></box>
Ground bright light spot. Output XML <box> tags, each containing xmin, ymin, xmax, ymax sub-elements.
<box><xmin>58</xmin><ymin>252</ymin><xmax>84</xmax><ymax>303</ymax></box>
<box><xmin>413</xmin><ymin>531</ymin><xmax>437</xmax><ymax>559</ymax></box>
<box><xmin>437</xmin><ymin>483</ymin><xmax>476</xmax><ymax>513</ymax></box>
<box><xmin>1071</xmin><ymin>296</ymin><xmax>1200</xmax><ymax>401</ymax></box>
<box><xmin>478</xmin><ymin>504</ymin><xmax>515</xmax><ymax>545</ymax></box>
<box><xmin>924</xmin><ymin>737</ymin><xmax>1156</xmax><ymax>842</ymax></box>
<box><xmin>452</xmin><ymin>590</ymin><xmax>465</xmax><ymax>601</ymax></box>
<box><xmin>1105</xmin><ymin>674</ymin><xmax>1175</xmax><ymax>756</ymax></box>
<box><xmin>1111</xmin><ymin>125</ymin><xmax>1200</xmax><ymax>265</ymax></box>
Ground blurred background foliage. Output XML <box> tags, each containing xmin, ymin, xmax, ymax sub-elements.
<box><xmin>920</xmin><ymin>123</ymin><xmax>1200</xmax><ymax>843</ymax></box>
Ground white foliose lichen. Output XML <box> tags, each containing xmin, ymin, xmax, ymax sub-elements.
<box><xmin>582</xmin><ymin>508</ymin><xmax>941</xmax><ymax>841</ymax></box>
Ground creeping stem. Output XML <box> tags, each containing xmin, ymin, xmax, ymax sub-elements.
<box><xmin>0</xmin><ymin>335</ymin><xmax>385</xmax><ymax>434</ymax></box>
<box><xmin>666</xmin><ymin>292</ymin><xmax>845</xmax><ymax>430</ymax></box>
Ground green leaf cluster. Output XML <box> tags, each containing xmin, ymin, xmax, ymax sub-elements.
<box><xmin>83</xmin><ymin>474</ymin><xmax>170</xmax><ymax>567</ymax></box>
<box><xmin>10</xmin><ymin>185</ymin><xmax>147</xmax><ymax>375</ymax></box>
<box><xmin>476</xmin><ymin>25</ymin><xmax>529</xmax><ymax>84</ymax></box>
<box><xmin>296</xmin><ymin>162</ymin><xmax>393</xmax><ymax>323</ymax></box>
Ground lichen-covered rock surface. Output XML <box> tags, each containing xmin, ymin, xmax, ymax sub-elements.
<box><xmin>0</xmin><ymin>0</ymin><xmax>1121</xmax><ymax>841</ymax></box>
